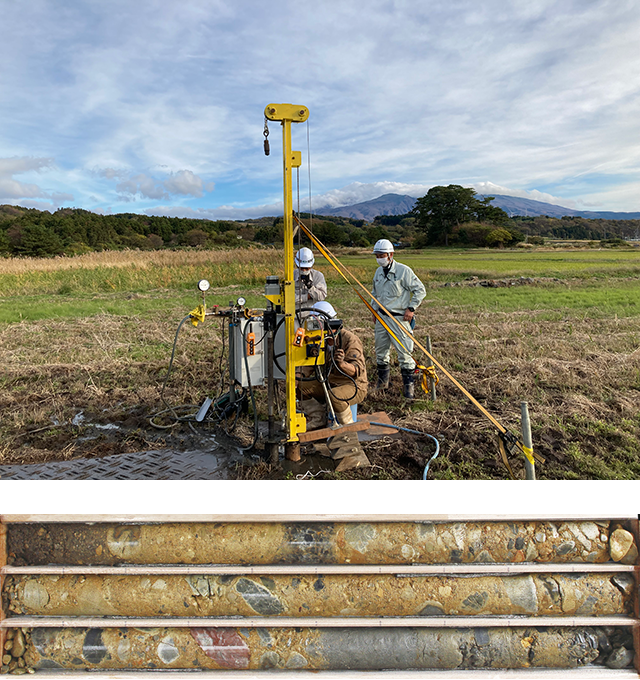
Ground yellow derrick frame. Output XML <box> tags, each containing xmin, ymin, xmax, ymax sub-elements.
<box><xmin>264</xmin><ymin>103</ymin><xmax>319</xmax><ymax>446</ymax></box>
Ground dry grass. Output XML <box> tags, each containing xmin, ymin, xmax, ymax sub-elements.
<box><xmin>0</xmin><ymin>247</ymin><xmax>284</xmax><ymax>274</ymax></box>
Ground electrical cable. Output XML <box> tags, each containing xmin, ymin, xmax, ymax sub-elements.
<box><xmin>150</xmin><ymin>315</ymin><xmax>200</xmax><ymax>429</ymax></box>
<box><xmin>309</xmin><ymin>310</ymin><xmax>359</xmax><ymax>403</ymax></box>
<box><xmin>151</xmin><ymin>312</ymin><xmax>246</xmax><ymax>435</ymax></box>
<box><xmin>324</xmin><ymin>324</ymin><xmax>358</xmax><ymax>403</ymax></box>
<box><xmin>159</xmin><ymin>315</ymin><xmax>192</xmax><ymax>408</ymax></box>
<box><xmin>271</xmin><ymin>315</ymin><xmax>288</xmax><ymax>376</ymax></box>
<box><xmin>368</xmin><ymin>421</ymin><xmax>441</xmax><ymax>480</ymax></box>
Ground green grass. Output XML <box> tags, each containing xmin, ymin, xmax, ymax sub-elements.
<box><xmin>0</xmin><ymin>291</ymin><xmax>270</xmax><ymax>324</ymax></box>
<box><xmin>2</xmin><ymin>247</ymin><xmax>638</xmax><ymax>324</ymax></box>
<box><xmin>386</xmin><ymin>248</ymin><xmax>640</xmax><ymax>280</ymax></box>
<box><xmin>430</xmin><ymin>279</ymin><xmax>640</xmax><ymax>317</ymax></box>
<box><xmin>2</xmin><ymin>278</ymin><xmax>639</xmax><ymax>324</ymax></box>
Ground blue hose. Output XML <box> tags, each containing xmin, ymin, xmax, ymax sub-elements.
<box><xmin>368</xmin><ymin>422</ymin><xmax>440</xmax><ymax>480</ymax></box>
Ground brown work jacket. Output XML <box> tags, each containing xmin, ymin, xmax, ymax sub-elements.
<box><xmin>326</xmin><ymin>328</ymin><xmax>368</xmax><ymax>392</ymax></box>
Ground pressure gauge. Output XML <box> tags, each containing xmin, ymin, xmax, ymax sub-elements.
<box><xmin>237</xmin><ymin>297</ymin><xmax>246</xmax><ymax>307</ymax></box>
<box><xmin>197</xmin><ymin>279</ymin><xmax>210</xmax><ymax>292</ymax></box>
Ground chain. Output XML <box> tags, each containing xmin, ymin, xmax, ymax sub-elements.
<box><xmin>263</xmin><ymin>117</ymin><xmax>270</xmax><ymax>156</ymax></box>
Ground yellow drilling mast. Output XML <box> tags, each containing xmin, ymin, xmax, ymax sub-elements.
<box><xmin>264</xmin><ymin>103</ymin><xmax>310</xmax><ymax>460</ymax></box>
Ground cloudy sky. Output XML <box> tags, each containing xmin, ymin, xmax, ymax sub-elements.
<box><xmin>1</xmin><ymin>0</ymin><xmax>639</xmax><ymax>219</ymax></box>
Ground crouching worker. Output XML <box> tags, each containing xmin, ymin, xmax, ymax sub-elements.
<box><xmin>297</xmin><ymin>301</ymin><xmax>368</xmax><ymax>427</ymax></box>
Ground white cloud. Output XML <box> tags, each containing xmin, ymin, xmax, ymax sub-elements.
<box><xmin>163</xmin><ymin>170</ymin><xmax>212</xmax><ymax>198</ymax></box>
<box><xmin>96</xmin><ymin>168</ymin><xmax>128</xmax><ymax>180</ymax></box>
<box><xmin>0</xmin><ymin>157</ymin><xmax>53</xmax><ymax>176</ymax></box>
<box><xmin>310</xmin><ymin>182</ymin><xmax>430</xmax><ymax>209</ymax></box>
<box><xmin>146</xmin><ymin>202</ymin><xmax>282</xmax><ymax>221</ymax></box>
<box><xmin>0</xmin><ymin>157</ymin><xmax>74</xmax><ymax>207</ymax></box>
<box><xmin>0</xmin><ymin>178</ymin><xmax>46</xmax><ymax>200</ymax></box>
<box><xmin>116</xmin><ymin>174</ymin><xmax>167</xmax><ymax>200</ymax></box>
<box><xmin>469</xmin><ymin>183</ymin><xmax>577</xmax><ymax>209</ymax></box>
<box><xmin>2</xmin><ymin>1</ymin><xmax>640</xmax><ymax>213</ymax></box>
<box><xmin>115</xmin><ymin>169</ymin><xmax>212</xmax><ymax>201</ymax></box>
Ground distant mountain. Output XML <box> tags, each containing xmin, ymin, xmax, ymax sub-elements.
<box><xmin>482</xmin><ymin>195</ymin><xmax>640</xmax><ymax>220</ymax></box>
<box><xmin>315</xmin><ymin>193</ymin><xmax>640</xmax><ymax>221</ymax></box>
<box><xmin>316</xmin><ymin>193</ymin><xmax>417</xmax><ymax>220</ymax></box>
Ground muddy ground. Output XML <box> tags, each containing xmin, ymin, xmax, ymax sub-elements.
<box><xmin>1</xmin><ymin>278</ymin><xmax>639</xmax><ymax>479</ymax></box>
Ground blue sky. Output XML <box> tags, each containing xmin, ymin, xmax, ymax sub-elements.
<box><xmin>1</xmin><ymin>0</ymin><xmax>639</xmax><ymax>219</ymax></box>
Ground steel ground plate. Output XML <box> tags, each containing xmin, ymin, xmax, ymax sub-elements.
<box><xmin>0</xmin><ymin>447</ymin><xmax>235</xmax><ymax>480</ymax></box>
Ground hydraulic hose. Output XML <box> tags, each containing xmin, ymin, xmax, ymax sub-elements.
<box><xmin>239</xmin><ymin>319</ymin><xmax>260</xmax><ymax>451</ymax></box>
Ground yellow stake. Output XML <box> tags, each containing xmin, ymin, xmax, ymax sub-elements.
<box><xmin>264</xmin><ymin>103</ymin><xmax>309</xmax><ymax>444</ymax></box>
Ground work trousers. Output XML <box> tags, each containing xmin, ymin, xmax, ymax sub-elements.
<box><xmin>299</xmin><ymin>380</ymin><xmax>365</xmax><ymax>414</ymax></box>
<box><xmin>374</xmin><ymin>316</ymin><xmax>415</xmax><ymax>370</ymax></box>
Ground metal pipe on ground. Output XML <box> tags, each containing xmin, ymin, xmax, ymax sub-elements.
<box><xmin>6</xmin><ymin>520</ymin><xmax>616</xmax><ymax>566</ymax></box>
<box><xmin>4</xmin><ymin>572</ymin><xmax>633</xmax><ymax>618</ymax></box>
<box><xmin>521</xmin><ymin>401</ymin><xmax>536</xmax><ymax>480</ymax></box>
<box><xmin>20</xmin><ymin>626</ymin><xmax>630</xmax><ymax>671</ymax></box>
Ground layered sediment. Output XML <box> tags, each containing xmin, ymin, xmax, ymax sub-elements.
<box><xmin>4</xmin><ymin>572</ymin><xmax>633</xmax><ymax>618</ymax></box>
<box><xmin>22</xmin><ymin>626</ymin><xmax>609</xmax><ymax>670</ymax></box>
<box><xmin>3</xmin><ymin>519</ymin><xmax>636</xmax><ymax>673</ymax></box>
<box><xmin>7</xmin><ymin>520</ymin><xmax>612</xmax><ymax>565</ymax></box>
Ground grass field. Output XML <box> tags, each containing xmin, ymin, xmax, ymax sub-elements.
<box><xmin>1</xmin><ymin>245</ymin><xmax>639</xmax><ymax>479</ymax></box>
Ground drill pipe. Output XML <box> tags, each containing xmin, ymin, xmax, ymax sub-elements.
<box><xmin>22</xmin><ymin>626</ymin><xmax>609</xmax><ymax>670</ymax></box>
<box><xmin>4</xmin><ymin>572</ymin><xmax>633</xmax><ymax>618</ymax></box>
<box><xmin>6</xmin><ymin>520</ymin><xmax>611</xmax><ymax>566</ymax></box>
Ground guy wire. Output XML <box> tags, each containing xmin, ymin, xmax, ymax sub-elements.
<box><xmin>307</xmin><ymin>119</ymin><xmax>313</xmax><ymax>234</ymax></box>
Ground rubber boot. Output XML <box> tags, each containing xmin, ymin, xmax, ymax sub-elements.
<box><xmin>336</xmin><ymin>407</ymin><xmax>354</xmax><ymax>425</ymax></box>
<box><xmin>401</xmin><ymin>368</ymin><xmax>416</xmax><ymax>400</ymax></box>
<box><xmin>375</xmin><ymin>364</ymin><xmax>390</xmax><ymax>390</ymax></box>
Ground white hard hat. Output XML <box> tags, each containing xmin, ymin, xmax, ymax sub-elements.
<box><xmin>310</xmin><ymin>301</ymin><xmax>336</xmax><ymax>318</ymax></box>
<box><xmin>372</xmin><ymin>239</ymin><xmax>394</xmax><ymax>254</ymax></box>
<box><xmin>294</xmin><ymin>247</ymin><xmax>315</xmax><ymax>268</ymax></box>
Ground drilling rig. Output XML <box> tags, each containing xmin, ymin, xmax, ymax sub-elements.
<box><xmin>185</xmin><ymin>103</ymin><xmax>340</xmax><ymax>464</ymax></box>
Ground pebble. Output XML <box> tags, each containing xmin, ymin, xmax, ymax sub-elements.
<box><xmin>609</xmin><ymin>528</ymin><xmax>634</xmax><ymax>561</ymax></box>
<box><xmin>620</xmin><ymin>542</ymin><xmax>638</xmax><ymax>565</ymax></box>
<box><xmin>606</xmin><ymin>646</ymin><xmax>634</xmax><ymax>669</ymax></box>
<box><xmin>579</xmin><ymin>522</ymin><xmax>600</xmax><ymax>540</ymax></box>
<box><xmin>11</xmin><ymin>631</ymin><xmax>26</xmax><ymax>658</ymax></box>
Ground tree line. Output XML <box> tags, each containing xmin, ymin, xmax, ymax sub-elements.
<box><xmin>0</xmin><ymin>186</ymin><xmax>637</xmax><ymax>258</ymax></box>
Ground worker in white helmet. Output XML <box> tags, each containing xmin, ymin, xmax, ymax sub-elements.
<box><xmin>297</xmin><ymin>301</ymin><xmax>368</xmax><ymax>426</ymax></box>
<box><xmin>294</xmin><ymin>247</ymin><xmax>327</xmax><ymax>306</ymax></box>
<box><xmin>370</xmin><ymin>239</ymin><xmax>426</xmax><ymax>399</ymax></box>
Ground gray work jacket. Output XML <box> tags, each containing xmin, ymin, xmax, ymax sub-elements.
<box><xmin>294</xmin><ymin>268</ymin><xmax>327</xmax><ymax>304</ymax></box>
<box><xmin>371</xmin><ymin>259</ymin><xmax>426</xmax><ymax>316</ymax></box>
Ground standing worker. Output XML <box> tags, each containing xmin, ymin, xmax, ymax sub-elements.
<box><xmin>371</xmin><ymin>239</ymin><xmax>426</xmax><ymax>399</ymax></box>
<box><xmin>294</xmin><ymin>247</ymin><xmax>327</xmax><ymax>306</ymax></box>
